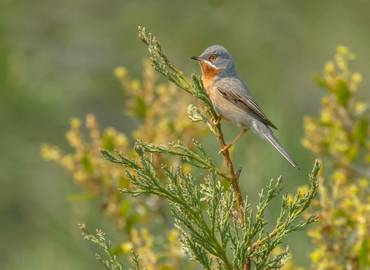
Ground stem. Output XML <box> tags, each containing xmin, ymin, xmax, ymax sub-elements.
<box><xmin>244</xmin><ymin>258</ymin><xmax>251</xmax><ymax>270</ymax></box>
<box><xmin>160</xmin><ymin>186</ymin><xmax>234</xmax><ymax>270</ymax></box>
<box><xmin>213</xmin><ymin>117</ymin><xmax>244</xmax><ymax>224</ymax></box>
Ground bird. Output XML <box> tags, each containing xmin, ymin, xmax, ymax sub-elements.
<box><xmin>191</xmin><ymin>45</ymin><xmax>298</xmax><ymax>168</ymax></box>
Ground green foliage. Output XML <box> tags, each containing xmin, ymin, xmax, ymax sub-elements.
<box><xmin>303</xmin><ymin>46</ymin><xmax>370</xmax><ymax>269</ymax></box>
<box><xmin>79</xmin><ymin>224</ymin><xmax>144</xmax><ymax>270</ymax></box>
<box><xmin>79</xmin><ymin>224</ymin><xmax>125</xmax><ymax>270</ymax></box>
<box><xmin>102</xmin><ymin>143</ymin><xmax>319</xmax><ymax>270</ymax></box>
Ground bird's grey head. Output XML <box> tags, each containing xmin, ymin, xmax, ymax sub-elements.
<box><xmin>192</xmin><ymin>45</ymin><xmax>235</xmax><ymax>75</ymax></box>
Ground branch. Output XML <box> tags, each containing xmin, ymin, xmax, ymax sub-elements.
<box><xmin>213</xmin><ymin>118</ymin><xmax>244</xmax><ymax>223</ymax></box>
<box><xmin>249</xmin><ymin>160</ymin><xmax>320</xmax><ymax>252</ymax></box>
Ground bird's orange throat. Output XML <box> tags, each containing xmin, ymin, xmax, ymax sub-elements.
<box><xmin>199</xmin><ymin>61</ymin><xmax>222</xmax><ymax>90</ymax></box>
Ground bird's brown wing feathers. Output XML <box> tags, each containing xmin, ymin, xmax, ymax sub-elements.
<box><xmin>217</xmin><ymin>87</ymin><xmax>277</xmax><ymax>129</ymax></box>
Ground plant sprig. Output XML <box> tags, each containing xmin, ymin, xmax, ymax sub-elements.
<box><xmin>102</xmin><ymin>141</ymin><xmax>320</xmax><ymax>270</ymax></box>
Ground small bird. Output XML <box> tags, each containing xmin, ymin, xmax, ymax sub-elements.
<box><xmin>192</xmin><ymin>45</ymin><xmax>298</xmax><ymax>168</ymax></box>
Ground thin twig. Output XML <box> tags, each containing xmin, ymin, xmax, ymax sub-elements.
<box><xmin>244</xmin><ymin>258</ymin><xmax>251</xmax><ymax>270</ymax></box>
<box><xmin>213</xmin><ymin>116</ymin><xmax>244</xmax><ymax>224</ymax></box>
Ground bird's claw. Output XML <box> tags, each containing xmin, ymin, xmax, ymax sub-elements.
<box><xmin>213</xmin><ymin>115</ymin><xmax>222</xmax><ymax>125</ymax></box>
<box><xmin>235</xmin><ymin>168</ymin><xmax>242</xmax><ymax>179</ymax></box>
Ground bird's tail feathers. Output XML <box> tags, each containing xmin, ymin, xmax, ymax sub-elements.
<box><xmin>262</xmin><ymin>131</ymin><xmax>298</xmax><ymax>168</ymax></box>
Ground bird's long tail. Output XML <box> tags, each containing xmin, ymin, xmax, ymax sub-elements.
<box><xmin>260</xmin><ymin>128</ymin><xmax>298</xmax><ymax>168</ymax></box>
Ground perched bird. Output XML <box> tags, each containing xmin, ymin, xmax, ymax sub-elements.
<box><xmin>192</xmin><ymin>45</ymin><xmax>298</xmax><ymax>168</ymax></box>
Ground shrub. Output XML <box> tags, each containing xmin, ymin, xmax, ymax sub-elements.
<box><xmin>303</xmin><ymin>46</ymin><xmax>370</xmax><ymax>270</ymax></box>
<box><xmin>42</xmin><ymin>26</ymin><xmax>339</xmax><ymax>270</ymax></box>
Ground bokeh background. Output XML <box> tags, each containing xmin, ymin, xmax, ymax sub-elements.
<box><xmin>1</xmin><ymin>1</ymin><xmax>370</xmax><ymax>269</ymax></box>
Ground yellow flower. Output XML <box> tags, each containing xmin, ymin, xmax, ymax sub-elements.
<box><xmin>73</xmin><ymin>171</ymin><xmax>87</xmax><ymax>182</ymax></box>
<box><xmin>337</xmin><ymin>45</ymin><xmax>349</xmax><ymax>55</ymax></box>
<box><xmin>105</xmin><ymin>127</ymin><xmax>117</xmax><ymax>137</ymax></box>
<box><xmin>308</xmin><ymin>228</ymin><xmax>321</xmax><ymax>240</ymax></box>
<box><xmin>303</xmin><ymin>117</ymin><xmax>317</xmax><ymax>132</ymax></box>
<box><xmin>301</xmin><ymin>138</ymin><xmax>310</xmax><ymax>149</ymax></box>
<box><xmin>324</xmin><ymin>61</ymin><xmax>335</xmax><ymax>73</ymax></box>
<box><xmin>70</xmin><ymin>118</ymin><xmax>81</xmax><ymax>129</ymax></box>
<box><xmin>341</xmin><ymin>198</ymin><xmax>354</xmax><ymax>209</ymax></box>
<box><xmin>121</xmin><ymin>241</ymin><xmax>133</xmax><ymax>254</ymax></box>
<box><xmin>157</xmin><ymin>85</ymin><xmax>166</xmax><ymax>96</ymax></box>
<box><xmin>334</xmin><ymin>142</ymin><xmax>349</xmax><ymax>153</ymax></box>
<box><xmin>167</xmin><ymin>229</ymin><xmax>178</xmax><ymax>244</ymax></box>
<box><xmin>354</xmin><ymin>102</ymin><xmax>367</xmax><ymax>115</ymax></box>
<box><xmin>332</xmin><ymin>170</ymin><xmax>346</xmax><ymax>185</ymax></box>
<box><xmin>297</xmin><ymin>185</ymin><xmax>309</xmax><ymax>196</ymax></box>
<box><xmin>86</xmin><ymin>114</ymin><xmax>97</xmax><ymax>129</ymax></box>
<box><xmin>320</xmin><ymin>109</ymin><xmax>332</xmax><ymax>124</ymax></box>
<box><xmin>65</xmin><ymin>130</ymin><xmax>81</xmax><ymax>148</ymax></box>
<box><xmin>114</xmin><ymin>66</ymin><xmax>127</xmax><ymax>79</ymax></box>
<box><xmin>115</xmin><ymin>134</ymin><xmax>128</xmax><ymax>147</ymax></box>
<box><xmin>336</xmin><ymin>58</ymin><xmax>347</xmax><ymax>71</ymax></box>
<box><xmin>351</xmin><ymin>72</ymin><xmax>362</xmax><ymax>83</ymax></box>
<box><xmin>61</xmin><ymin>155</ymin><xmax>74</xmax><ymax>171</ymax></box>
<box><xmin>182</xmin><ymin>163</ymin><xmax>192</xmax><ymax>174</ymax></box>
<box><xmin>41</xmin><ymin>144</ymin><xmax>61</xmax><ymax>161</ymax></box>
<box><xmin>348</xmin><ymin>185</ymin><xmax>358</xmax><ymax>195</ymax></box>
<box><xmin>130</xmin><ymin>80</ymin><xmax>141</xmax><ymax>90</ymax></box>
<box><xmin>286</xmin><ymin>194</ymin><xmax>294</xmax><ymax>205</ymax></box>
<box><xmin>310</xmin><ymin>248</ymin><xmax>323</xmax><ymax>262</ymax></box>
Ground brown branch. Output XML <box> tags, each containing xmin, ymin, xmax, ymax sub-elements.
<box><xmin>243</xmin><ymin>258</ymin><xmax>251</xmax><ymax>270</ymax></box>
<box><xmin>213</xmin><ymin>116</ymin><xmax>244</xmax><ymax>224</ymax></box>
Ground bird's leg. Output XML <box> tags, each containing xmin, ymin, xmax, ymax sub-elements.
<box><xmin>219</xmin><ymin>128</ymin><xmax>248</xmax><ymax>154</ymax></box>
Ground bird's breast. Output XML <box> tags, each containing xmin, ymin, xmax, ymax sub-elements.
<box><xmin>200</xmin><ymin>62</ymin><xmax>221</xmax><ymax>91</ymax></box>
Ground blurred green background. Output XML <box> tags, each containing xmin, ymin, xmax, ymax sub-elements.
<box><xmin>1</xmin><ymin>0</ymin><xmax>370</xmax><ymax>269</ymax></box>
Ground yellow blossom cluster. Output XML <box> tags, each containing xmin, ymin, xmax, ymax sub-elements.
<box><xmin>302</xmin><ymin>46</ymin><xmax>369</xmax><ymax>164</ymax></box>
<box><xmin>42</xmin><ymin>61</ymin><xmax>204</xmax><ymax>269</ymax></box>
<box><xmin>302</xmin><ymin>46</ymin><xmax>370</xmax><ymax>269</ymax></box>
<box><xmin>120</xmin><ymin>228</ymin><xmax>191</xmax><ymax>270</ymax></box>
<box><xmin>115</xmin><ymin>60</ymin><xmax>206</xmax><ymax>145</ymax></box>
<box><xmin>41</xmin><ymin>114</ymin><xmax>133</xmax><ymax>229</ymax></box>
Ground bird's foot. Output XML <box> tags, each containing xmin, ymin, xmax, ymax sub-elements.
<box><xmin>213</xmin><ymin>115</ymin><xmax>222</xmax><ymax>125</ymax></box>
<box><xmin>218</xmin><ymin>144</ymin><xmax>232</xmax><ymax>154</ymax></box>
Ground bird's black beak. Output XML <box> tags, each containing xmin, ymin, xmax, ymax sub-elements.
<box><xmin>191</xmin><ymin>56</ymin><xmax>201</xmax><ymax>61</ymax></box>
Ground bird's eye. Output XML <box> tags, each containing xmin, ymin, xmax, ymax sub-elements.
<box><xmin>208</xmin><ymin>54</ymin><xmax>217</xmax><ymax>63</ymax></box>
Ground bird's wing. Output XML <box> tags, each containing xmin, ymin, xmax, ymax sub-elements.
<box><xmin>216</xmin><ymin>85</ymin><xmax>277</xmax><ymax>129</ymax></box>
